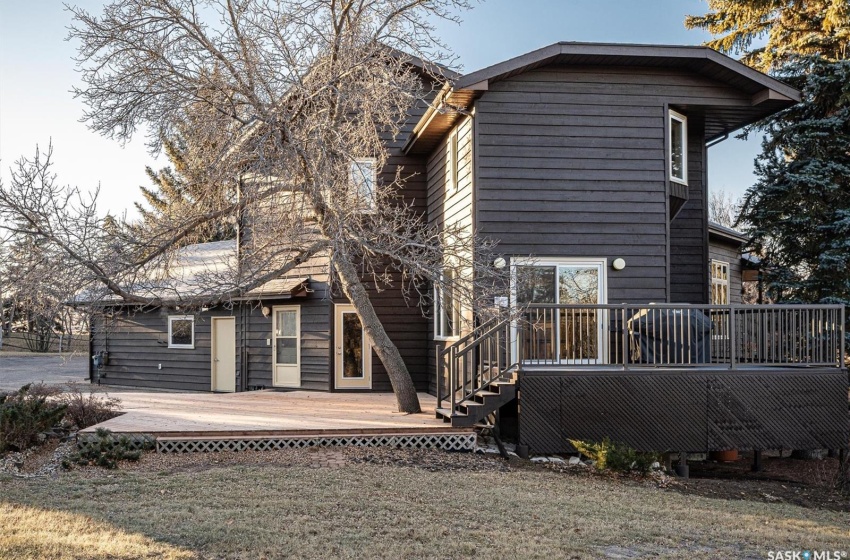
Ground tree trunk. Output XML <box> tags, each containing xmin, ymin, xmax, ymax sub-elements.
<box><xmin>332</xmin><ymin>253</ymin><xmax>421</xmax><ymax>413</ymax></box>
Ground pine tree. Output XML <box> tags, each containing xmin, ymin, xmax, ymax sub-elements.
<box><xmin>687</xmin><ymin>1</ymin><xmax>850</xmax><ymax>306</ymax></box>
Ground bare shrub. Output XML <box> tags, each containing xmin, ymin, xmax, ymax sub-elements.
<box><xmin>58</xmin><ymin>384</ymin><xmax>122</xmax><ymax>430</ymax></box>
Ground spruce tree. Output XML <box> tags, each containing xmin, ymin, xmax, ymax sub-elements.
<box><xmin>134</xmin><ymin>88</ymin><xmax>238</xmax><ymax>245</ymax></box>
<box><xmin>687</xmin><ymin>1</ymin><xmax>850</xmax><ymax>307</ymax></box>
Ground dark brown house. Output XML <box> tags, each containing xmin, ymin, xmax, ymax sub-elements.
<box><xmin>90</xmin><ymin>43</ymin><xmax>848</xmax><ymax>456</ymax></box>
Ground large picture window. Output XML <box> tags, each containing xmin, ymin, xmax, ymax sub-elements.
<box><xmin>513</xmin><ymin>259</ymin><xmax>607</xmax><ymax>363</ymax></box>
<box><xmin>168</xmin><ymin>315</ymin><xmax>195</xmax><ymax>349</ymax></box>
<box><xmin>669</xmin><ymin>110</ymin><xmax>688</xmax><ymax>185</ymax></box>
<box><xmin>434</xmin><ymin>269</ymin><xmax>460</xmax><ymax>340</ymax></box>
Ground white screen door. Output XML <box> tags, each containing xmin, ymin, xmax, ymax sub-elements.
<box><xmin>334</xmin><ymin>304</ymin><xmax>372</xmax><ymax>389</ymax></box>
<box><xmin>273</xmin><ymin>306</ymin><xmax>300</xmax><ymax>387</ymax></box>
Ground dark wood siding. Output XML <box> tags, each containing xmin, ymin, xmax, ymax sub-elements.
<box><xmin>243</xmin><ymin>294</ymin><xmax>331</xmax><ymax>391</ymax></box>
<box><xmin>245</xmin><ymin>256</ymin><xmax>332</xmax><ymax>391</ymax></box>
<box><xmin>669</xmin><ymin>116</ymin><xmax>709</xmax><ymax>303</ymax></box>
<box><xmin>91</xmin><ymin>307</ymin><xmax>240</xmax><ymax>392</ymax></box>
<box><xmin>331</xmin><ymin>96</ymin><xmax>432</xmax><ymax>393</ymax></box>
<box><xmin>426</xmin><ymin>116</ymin><xmax>475</xmax><ymax>394</ymax></box>
<box><xmin>709</xmin><ymin>237</ymin><xmax>744</xmax><ymax>304</ymax></box>
<box><xmin>474</xmin><ymin>65</ymin><xmax>751</xmax><ymax>304</ymax></box>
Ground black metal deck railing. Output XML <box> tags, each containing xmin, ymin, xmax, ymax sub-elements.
<box><xmin>436</xmin><ymin>303</ymin><xmax>846</xmax><ymax>414</ymax></box>
<box><xmin>519</xmin><ymin>304</ymin><xmax>846</xmax><ymax>369</ymax></box>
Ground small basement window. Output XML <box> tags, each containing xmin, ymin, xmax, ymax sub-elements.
<box><xmin>168</xmin><ymin>315</ymin><xmax>195</xmax><ymax>349</ymax></box>
<box><xmin>669</xmin><ymin>110</ymin><xmax>688</xmax><ymax>185</ymax></box>
<box><xmin>350</xmin><ymin>158</ymin><xmax>377</xmax><ymax>209</ymax></box>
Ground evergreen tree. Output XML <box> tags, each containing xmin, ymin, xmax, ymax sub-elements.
<box><xmin>687</xmin><ymin>1</ymin><xmax>850</xmax><ymax>307</ymax></box>
<box><xmin>686</xmin><ymin>0</ymin><xmax>849</xmax><ymax>74</ymax></box>
<box><xmin>740</xmin><ymin>59</ymin><xmax>850</xmax><ymax>304</ymax></box>
<box><xmin>134</xmin><ymin>88</ymin><xmax>239</xmax><ymax>245</ymax></box>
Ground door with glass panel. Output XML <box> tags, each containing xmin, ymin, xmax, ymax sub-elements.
<box><xmin>334</xmin><ymin>304</ymin><xmax>372</xmax><ymax>389</ymax></box>
<box><xmin>272</xmin><ymin>306</ymin><xmax>300</xmax><ymax>387</ymax></box>
<box><xmin>516</xmin><ymin>261</ymin><xmax>606</xmax><ymax>364</ymax></box>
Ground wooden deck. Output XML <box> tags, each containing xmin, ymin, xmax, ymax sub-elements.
<box><xmin>80</xmin><ymin>390</ymin><xmax>469</xmax><ymax>437</ymax></box>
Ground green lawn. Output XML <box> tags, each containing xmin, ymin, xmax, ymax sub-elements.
<box><xmin>1</xmin><ymin>461</ymin><xmax>849</xmax><ymax>559</ymax></box>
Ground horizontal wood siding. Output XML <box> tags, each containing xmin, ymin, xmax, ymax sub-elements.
<box><xmin>330</xmin><ymin>97</ymin><xmax>432</xmax><ymax>393</ymax></box>
<box><xmin>244</xmin><ymin>293</ymin><xmax>331</xmax><ymax>391</ymax></box>
<box><xmin>709</xmin><ymin>238</ymin><xmax>744</xmax><ymax>304</ymax></box>
<box><xmin>91</xmin><ymin>308</ymin><xmax>240</xmax><ymax>392</ymax></box>
<box><xmin>475</xmin><ymin>65</ymin><xmax>751</xmax><ymax>305</ymax></box>
<box><xmin>425</xmin><ymin>116</ymin><xmax>475</xmax><ymax>394</ymax></box>
<box><xmin>670</xmin><ymin>116</ymin><xmax>709</xmax><ymax>304</ymax></box>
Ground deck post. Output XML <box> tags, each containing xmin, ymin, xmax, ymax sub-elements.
<box><xmin>752</xmin><ymin>449</ymin><xmax>762</xmax><ymax>472</ymax></box>
<box><xmin>621</xmin><ymin>305</ymin><xmax>629</xmax><ymax>370</ymax></box>
<box><xmin>729</xmin><ymin>304</ymin><xmax>737</xmax><ymax>369</ymax></box>
<box><xmin>674</xmin><ymin>452</ymin><xmax>689</xmax><ymax>478</ymax></box>
<box><xmin>436</xmin><ymin>344</ymin><xmax>442</xmax><ymax>410</ymax></box>
<box><xmin>840</xmin><ymin>306</ymin><xmax>846</xmax><ymax>368</ymax></box>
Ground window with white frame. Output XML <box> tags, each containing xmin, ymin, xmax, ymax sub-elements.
<box><xmin>448</xmin><ymin>130</ymin><xmax>459</xmax><ymax>191</ymax></box>
<box><xmin>350</xmin><ymin>158</ymin><xmax>377</xmax><ymax>208</ymax></box>
<box><xmin>710</xmin><ymin>260</ymin><xmax>730</xmax><ymax>305</ymax></box>
<box><xmin>669</xmin><ymin>110</ymin><xmax>688</xmax><ymax>185</ymax></box>
<box><xmin>168</xmin><ymin>315</ymin><xmax>195</xmax><ymax>349</ymax></box>
<box><xmin>434</xmin><ymin>269</ymin><xmax>460</xmax><ymax>340</ymax></box>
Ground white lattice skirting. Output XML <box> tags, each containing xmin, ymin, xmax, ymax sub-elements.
<box><xmin>156</xmin><ymin>433</ymin><xmax>477</xmax><ymax>454</ymax></box>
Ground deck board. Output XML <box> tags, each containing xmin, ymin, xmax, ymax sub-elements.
<box><xmin>80</xmin><ymin>390</ymin><xmax>468</xmax><ymax>437</ymax></box>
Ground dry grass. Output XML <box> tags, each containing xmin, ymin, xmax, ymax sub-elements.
<box><xmin>1</xmin><ymin>458</ymin><xmax>849</xmax><ymax>559</ymax></box>
<box><xmin>0</xmin><ymin>502</ymin><xmax>193</xmax><ymax>559</ymax></box>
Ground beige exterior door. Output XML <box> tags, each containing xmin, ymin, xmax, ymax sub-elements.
<box><xmin>211</xmin><ymin>317</ymin><xmax>236</xmax><ymax>392</ymax></box>
<box><xmin>334</xmin><ymin>304</ymin><xmax>372</xmax><ymax>389</ymax></box>
<box><xmin>273</xmin><ymin>305</ymin><xmax>301</xmax><ymax>387</ymax></box>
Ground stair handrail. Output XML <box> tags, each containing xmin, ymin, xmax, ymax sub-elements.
<box><xmin>437</xmin><ymin>311</ymin><xmax>518</xmax><ymax>415</ymax></box>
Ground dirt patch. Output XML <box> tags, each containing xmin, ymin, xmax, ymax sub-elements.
<box><xmin>70</xmin><ymin>445</ymin><xmax>511</xmax><ymax>477</ymax></box>
<box><xmin>666</xmin><ymin>452</ymin><xmax>850</xmax><ymax>512</ymax></box>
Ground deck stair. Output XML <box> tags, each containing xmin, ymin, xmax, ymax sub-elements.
<box><xmin>436</xmin><ymin>371</ymin><xmax>517</xmax><ymax>427</ymax></box>
<box><xmin>436</xmin><ymin>312</ymin><xmax>519</xmax><ymax>428</ymax></box>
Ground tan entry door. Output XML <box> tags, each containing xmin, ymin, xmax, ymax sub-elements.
<box><xmin>273</xmin><ymin>305</ymin><xmax>301</xmax><ymax>387</ymax></box>
<box><xmin>211</xmin><ymin>317</ymin><xmax>236</xmax><ymax>392</ymax></box>
<box><xmin>334</xmin><ymin>304</ymin><xmax>372</xmax><ymax>389</ymax></box>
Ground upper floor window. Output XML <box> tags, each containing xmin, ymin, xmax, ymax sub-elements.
<box><xmin>434</xmin><ymin>269</ymin><xmax>460</xmax><ymax>340</ymax></box>
<box><xmin>168</xmin><ymin>315</ymin><xmax>195</xmax><ymax>349</ymax></box>
<box><xmin>710</xmin><ymin>260</ymin><xmax>730</xmax><ymax>305</ymax></box>
<box><xmin>350</xmin><ymin>158</ymin><xmax>376</xmax><ymax>208</ymax></box>
<box><xmin>448</xmin><ymin>130</ymin><xmax>459</xmax><ymax>191</ymax></box>
<box><xmin>669</xmin><ymin>110</ymin><xmax>688</xmax><ymax>185</ymax></box>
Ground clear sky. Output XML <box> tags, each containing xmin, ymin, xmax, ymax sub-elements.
<box><xmin>0</xmin><ymin>0</ymin><xmax>762</xmax><ymax>218</ymax></box>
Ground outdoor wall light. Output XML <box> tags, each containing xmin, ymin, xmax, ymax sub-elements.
<box><xmin>493</xmin><ymin>257</ymin><xmax>507</xmax><ymax>269</ymax></box>
<box><xmin>612</xmin><ymin>258</ymin><xmax>627</xmax><ymax>271</ymax></box>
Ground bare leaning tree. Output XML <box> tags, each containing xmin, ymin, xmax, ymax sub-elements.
<box><xmin>0</xmin><ymin>0</ymin><xmax>508</xmax><ymax>413</ymax></box>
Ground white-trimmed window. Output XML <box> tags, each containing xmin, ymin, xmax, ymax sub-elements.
<box><xmin>434</xmin><ymin>269</ymin><xmax>460</xmax><ymax>340</ymax></box>
<box><xmin>350</xmin><ymin>158</ymin><xmax>377</xmax><ymax>209</ymax></box>
<box><xmin>669</xmin><ymin>110</ymin><xmax>688</xmax><ymax>185</ymax></box>
<box><xmin>711</xmin><ymin>260</ymin><xmax>730</xmax><ymax>305</ymax></box>
<box><xmin>168</xmin><ymin>315</ymin><xmax>195</xmax><ymax>349</ymax></box>
<box><xmin>448</xmin><ymin>130</ymin><xmax>459</xmax><ymax>191</ymax></box>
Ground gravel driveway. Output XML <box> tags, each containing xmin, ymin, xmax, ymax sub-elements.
<box><xmin>0</xmin><ymin>354</ymin><xmax>89</xmax><ymax>391</ymax></box>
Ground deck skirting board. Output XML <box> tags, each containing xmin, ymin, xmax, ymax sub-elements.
<box><xmin>153</xmin><ymin>432</ymin><xmax>476</xmax><ymax>453</ymax></box>
<box><xmin>76</xmin><ymin>431</ymin><xmax>476</xmax><ymax>454</ymax></box>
